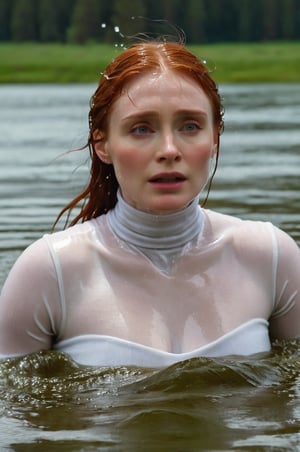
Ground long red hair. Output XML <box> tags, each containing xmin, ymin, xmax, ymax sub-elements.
<box><xmin>54</xmin><ymin>41</ymin><xmax>224</xmax><ymax>228</ymax></box>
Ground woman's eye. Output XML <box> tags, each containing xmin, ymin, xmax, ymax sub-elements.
<box><xmin>182</xmin><ymin>122</ymin><xmax>200</xmax><ymax>133</ymax></box>
<box><xmin>131</xmin><ymin>125</ymin><xmax>151</xmax><ymax>135</ymax></box>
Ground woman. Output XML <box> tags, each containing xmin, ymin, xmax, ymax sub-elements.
<box><xmin>0</xmin><ymin>41</ymin><xmax>299</xmax><ymax>367</ymax></box>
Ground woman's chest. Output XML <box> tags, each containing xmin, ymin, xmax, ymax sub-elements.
<box><xmin>62</xmin><ymin>253</ymin><xmax>273</xmax><ymax>352</ymax></box>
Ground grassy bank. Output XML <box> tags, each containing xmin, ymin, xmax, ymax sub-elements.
<box><xmin>1</xmin><ymin>41</ymin><xmax>300</xmax><ymax>83</ymax></box>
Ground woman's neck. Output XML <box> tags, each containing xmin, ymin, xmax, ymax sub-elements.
<box><xmin>106</xmin><ymin>191</ymin><xmax>204</xmax><ymax>272</ymax></box>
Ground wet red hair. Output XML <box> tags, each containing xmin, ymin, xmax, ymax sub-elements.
<box><xmin>54</xmin><ymin>41</ymin><xmax>224</xmax><ymax>228</ymax></box>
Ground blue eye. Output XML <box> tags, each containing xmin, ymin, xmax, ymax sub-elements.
<box><xmin>132</xmin><ymin>125</ymin><xmax>151</xmax><ymax>135</ymax></box>
<box><xmin>182</xmin><ymin>123</ymin><xmax>199</xmax><ymax>132</ymax></box>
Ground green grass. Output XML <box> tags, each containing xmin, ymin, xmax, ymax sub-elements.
<box><xmin>0</xmin><ymin>41</ymin><xmax>299</xmax><ymax>83</ymax></box>
<box><xmin>190</xmin><ymin>41</ymin><xmax>300</xmax><ymax>83</ymax></box>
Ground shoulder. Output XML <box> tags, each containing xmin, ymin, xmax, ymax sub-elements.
<box><xmin>7</xmin><ymin>220</ymin><xmax>100</xmax><ymax>275</ymax></box>
<box><xmin>203</xmin><ymin>208</ymin><xmax>273</xmax><ymax>240</ymax></box>
<box><xmin>270</xmin><ymin>223</ymin><xmax>300</xmax><ymax>265</ymax></box>
<box><xmin>47</xmin><ymin>220</ymin><xmax>97</xmax><ymax>244</ymax></box>
<box><xmin>1</xmin><ymin>235</ymin><xmax>56</xmax><ymax>297</ymax></box>
<box><xmin>203</xmin><ymin>209</ymin><xmax>288</xmax><ymax>258</ymax></box>
<box><xmin>43</xmin><ymin>219</ymin><xmax>103</xmax><ymax>265</ymax></box>
<box><xmin>203</xmin><ymin>208</ymin><xmax>299</xmax><ymax>259</ymax></box>
<box><xmin>45</xmin><ymin>218</ymin><xmax>109</xmax><ymax>255</ymax></box>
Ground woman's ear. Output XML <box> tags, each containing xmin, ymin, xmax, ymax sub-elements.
<box><xmin>93</xmin><ymin>130</ymin><xmax>112</xmax><ymax>164</ymax></box>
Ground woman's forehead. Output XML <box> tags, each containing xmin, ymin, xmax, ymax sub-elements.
<box><xmin>117</xmin><ymin>70</ymin><xmax>211</xmax><ymax>107</ymax></box>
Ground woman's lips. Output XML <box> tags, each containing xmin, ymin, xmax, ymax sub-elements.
<box><xmin>149</xmin><ymin>172</ymin><xmax>186</xmax><ymax>182</ymax></box>
<box><xmin>149</xmin><ymin>172</ymin><xmax>186</xmax><ymax>189</ymax></box>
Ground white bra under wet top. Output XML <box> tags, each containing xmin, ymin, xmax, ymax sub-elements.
<box><xmin>54</xmin><ymin>318</ymin><xmax>270</xmax><ymax>367</ymax></box>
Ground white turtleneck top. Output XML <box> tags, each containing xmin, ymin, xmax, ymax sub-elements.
<box><xmin>0</xmin><ymin>194</ymin><xmax>299</xmax><ymax>367</ymax></box>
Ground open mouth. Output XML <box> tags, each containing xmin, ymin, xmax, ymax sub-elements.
<box><xmin>149</xmin><ymin>174</ymin><xmax>186</xmax><ymax>183</ymax></box>
<box><xmin>153</xmin><ymin>176</ymin><xmax>184</xmax><ymax>182</ymax></box>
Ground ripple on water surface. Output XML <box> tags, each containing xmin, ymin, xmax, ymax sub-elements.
<box><xmin>0</xmin><ymin>339</ymin><xmax>299</xmax><ymax>451</ymax></box>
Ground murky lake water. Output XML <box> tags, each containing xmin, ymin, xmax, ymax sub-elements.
<box><xmin>0</xmin><ymin>84</ymin><xmax>299</xmax><ymax>450</ymax></box>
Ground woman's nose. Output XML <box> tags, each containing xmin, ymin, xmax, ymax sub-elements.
<box><xmin>156</xmin><ymin>133</ymin><xmax>181</xmax><ymax>162</ymax></box>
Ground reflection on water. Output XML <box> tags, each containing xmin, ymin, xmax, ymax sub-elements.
<box><xmin>0</xmin><ymin>84</ymin><xmax>299</xmax><ymax>450</ymax></box>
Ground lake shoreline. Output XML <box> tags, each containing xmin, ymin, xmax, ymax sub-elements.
<box><xmin>2</xmin><ymin>41</ymin><xmax>300</xmax><ymax>83</ymax></box>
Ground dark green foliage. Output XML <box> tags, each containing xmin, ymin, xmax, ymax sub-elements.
<box><xmin>0</xmin><ymin>0</ymin><xmax>13</xmax><ymax>40</ymax></box>
<box><xmin>11</xmin><ymin>0</ymin><xmax>38</xmax><ymax>41</ymax></box>
<box><xmin>1</xmin><ymin>0</ymin><xmax>300</xmax><ymax>43</ymax></box>
<box><xmin>68</xmin><ymin>0</ymin><xmax>101</xmax><ymax>43</ymax></box>
<box><xmin>39</xmin><ymin>0</ymin><xmax>75</xmax><ymax>42</ymax></box>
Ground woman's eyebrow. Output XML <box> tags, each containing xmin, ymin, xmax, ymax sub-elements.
<box><xmin>121</xmin><ymin>111</ymin><xmax>158</xmax><ymax>122</ymax></box>
<box><xmin>121</xmin><ymin>109</ymin><xmax>208</xmax><ymax>122</ymax></box>
<box><xmin>174</xmin><ymin>109</ymin><xmax>208</xmax><ymax>117</ymax></box>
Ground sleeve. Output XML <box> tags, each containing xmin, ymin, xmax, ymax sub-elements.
<box><xmin>269</xmin><ymin>225</ymin><xmax>300</xmax><ymax>340</ymax></box>
<box><xmin>0</xmin><ymin>237</ymin><xmax>62</xmax><ymax>358</ymax></box>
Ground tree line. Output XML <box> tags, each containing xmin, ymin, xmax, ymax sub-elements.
<box><xmin>1</xmin><ymin>0</ymin><xmax>300</xmax><ymax>44</ymax></box>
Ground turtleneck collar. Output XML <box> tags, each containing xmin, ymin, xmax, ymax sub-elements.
<box><xmin>106</xmin><ymin>191</ymin><xmax>204</xmax><ymax>251</ymax></box>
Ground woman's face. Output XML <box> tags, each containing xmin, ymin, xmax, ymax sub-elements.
<box><xmin>95</xmin><ymin>70</ymin><xmax>218</xmax><ymax>214</ymax></box>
